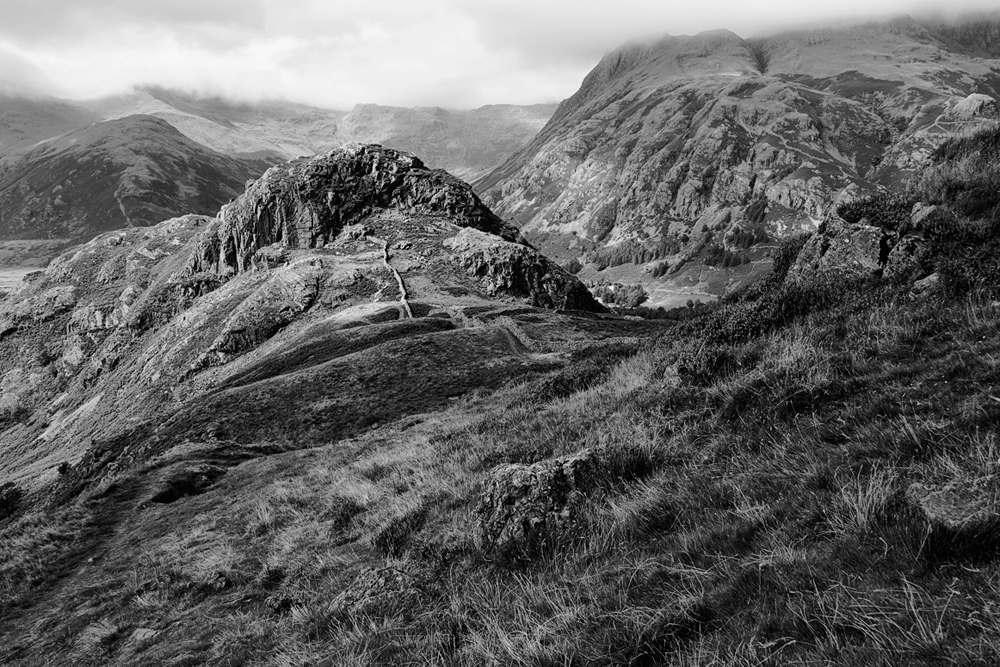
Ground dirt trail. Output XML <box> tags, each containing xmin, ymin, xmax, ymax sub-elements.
<box><xmin>368</xmin><ymin>236</ymin><xmax>413</xmax><ymax>318</ymax></box>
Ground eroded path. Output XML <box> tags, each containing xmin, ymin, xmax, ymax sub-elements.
<box><xmin>367</xmin><ymin>235</ymin><xmax>413</xmax><ymax>319</ymax></box>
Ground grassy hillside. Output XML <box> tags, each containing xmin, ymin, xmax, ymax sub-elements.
<box><xmin>2</xmin><ymin>130</ymin><xmax>1000</xmax><ymax>665</ymax></box>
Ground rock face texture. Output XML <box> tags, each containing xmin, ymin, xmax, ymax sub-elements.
<box><xmin>189</xmin><ymin>144</ymin><xmax>519</xmax><ymax>275</ymax></box>
<box><xmin>0</xmin><ymin>115</ymin><xmax>271</xmax><ymax>241</ymax></box>
<box><xmin>0</xmin><ymin>145</ymin><xmax>602</xmax><ymax>490</ymax></box>
<box><xmin>476</xmin><ymin>450</ymin><xmax>598</xmax><ymax>552</ymax></box>
<box><xmin>477</xmin><ymin>17</ymin><xmax>1000</xmax><ymax>299</ymax></box>
<box><xmin>787</xmin><ymin>200</ymin><xmax>946</xmax><ymax>285</ymax></box>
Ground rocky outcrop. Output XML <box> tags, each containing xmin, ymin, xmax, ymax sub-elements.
<box><xmin>189</xmin><ymin>144</ymin><xmax>520</xmax><ymax>276</ymax></box>
<box><xmin>476</xmin><ymin>449</ymin><xmax>597</xmax><ymax>553</ymax></box>
<box><xmin>444</xmin><ymin>228</ymin><xmax>602</xmax><ymax>311</ymax></box>
<box><xmin>787</xmin><ymin>201</ymin><xmax>948</xmax><ymax>285</ymax></box>
<box><xmin>787</xmin><ymin>216</ymin><xmax>888</xmax><ymax>283</ymax></box>
<box><xmin>0</xmin><ymin>285</ymin><xmax>77</xmax><ymax>335</ymax></box>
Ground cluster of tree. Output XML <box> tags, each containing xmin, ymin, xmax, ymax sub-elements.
<box><xmin>744</xmin><ymin>197</ymin><xmax>768</xmax><ymax>224</ymax></box>
<box><xmin>590</xmin><ymin>282</ymin><xmax>649</xmax><ymax>308</ymax></box>
<box><xmin>585</xmin><ymin>237</ymin><xmax>682</xmax><ymax>271</ymax></box>
<box><xmin>726</xmin><ymin>226</ymin><xmax>770</xmax><ymax>249</ymax></box>
<box><xmin>703</xmin><ymin>244</ymin><xmax>749</xmax><ymax>268</ymax></box>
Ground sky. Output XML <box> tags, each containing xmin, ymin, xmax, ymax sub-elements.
<box><xmin>0</xmin><ymin>0</ymin><xmax>997</xmax><ymax>109</ymax></box>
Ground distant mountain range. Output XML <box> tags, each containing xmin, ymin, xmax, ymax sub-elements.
<box><xmin>477</xmin><ymin>14</ymin><xmax>1000</xmax><ymax>305</ymax></box>
<box><xmin>0</xmin><ymin>87</ymin><xmax>556</xmax><ymax>254</ymax></box>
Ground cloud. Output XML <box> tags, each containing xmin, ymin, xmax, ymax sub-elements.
<box><xmin>0</xmin><ymin>46</ymin><xmax>57</xmax><ymax>97</ymax></box>
<box><xmin>2</xmin><ymin>0</ymin><xmax>999</xmax><ymax>108</ymax></box>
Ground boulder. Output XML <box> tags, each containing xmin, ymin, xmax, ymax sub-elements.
<box><xmin>786</xmin><ymin>216</ymin><xmax>888</xmax><ymax>283</ymax></box>
<box><xmin>476</xmin><ymin>449</ymin><xmax>598</xmax><ymax>553</ymax></box>
<box><xmin>444</xmin><ymin>228</ymin><xmax>604</xmax><ymax>311</ymax></box>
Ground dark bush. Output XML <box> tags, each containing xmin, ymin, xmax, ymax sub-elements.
<box><xmin>0</xmin><ymin>481</ymin><xmax>24</xmax><ymax>518</ymax></box>
<box><xmin>770</xmin><ymin>234</ymin><xmax>811</xmax><ymax>283</ymax></box>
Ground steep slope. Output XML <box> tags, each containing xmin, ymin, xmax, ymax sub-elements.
<box><xmin>478</xmin><ymin>16</ymin><xmax>1000</xmax><ymax>305</ymax></box>
<box><xmin>0</xmin><ymin>115</ymin><xmax>272</xmax><ymax>241</ymax></box>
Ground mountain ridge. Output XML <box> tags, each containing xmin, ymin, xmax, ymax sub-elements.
<box><xmin>477</xmin><ymin>15</ymin><xmax>1000</xmax><ymax>306</ymax></box>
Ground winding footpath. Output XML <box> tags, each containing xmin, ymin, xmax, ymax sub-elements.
<box><xmin>368</xmin><ymin>236</ymin><xmax>413</xmax><ymax>319</ymax></box>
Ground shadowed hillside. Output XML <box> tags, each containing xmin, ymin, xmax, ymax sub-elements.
<box><xmin>0</xmin><ymin>115</ymin><xmax>272</xmax><ymax>241</ymax></box>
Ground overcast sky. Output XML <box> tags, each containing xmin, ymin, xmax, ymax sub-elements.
<box><xmin>0</xmin><ymin>0</ymin><xmax>997</xmax><ymax>109</ymax></box>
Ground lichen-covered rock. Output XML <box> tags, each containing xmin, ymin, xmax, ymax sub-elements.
<box><xmin>476</xmin><ymin>449</ymin><xmax>598</xmax><ymax>552</ymax></box>
<box><xmin>189</xmin><ymin>144</ymin><xmax>520</xmax><ymax>275</ymax></box>
<box><xmin>787</xmin><ymin>217</ymin><xmax>889</xmax><ymax>283</ymax></box>
<box><xmin>331</xmin><ymin>567</ymin><xmax>423</xmax><ymax>617</ymax></box>
<box><xmin>884</xmin><ymin>234</ymin><xmax>932</xmax><ymax>282</ymax></box>
<box><xmin>444</xmin><ymin>228</ymin><xmax>603</xmax><ymax>311</ymax></box>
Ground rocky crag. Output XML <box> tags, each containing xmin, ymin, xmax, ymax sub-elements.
<box><xmin>0</xmin><ymin>144</ymin><xmax>603</xmax><ymax>493</ymax></box>
<box><xmin>478</xmin><ymin>16</ymin><xmax>1000</xmax><ymax>305</ymax></box>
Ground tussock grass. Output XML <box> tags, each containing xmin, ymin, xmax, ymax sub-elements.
<box><xmin>7</xmin><ymin>278</ymin><xmax>1000</xmax><ymax>665</ymax></box>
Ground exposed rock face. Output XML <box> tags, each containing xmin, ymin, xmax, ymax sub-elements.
<box><xmin>476</xmin><ymin>449</ymin><xmax>597</xmax><ymax>552</ymax></box>
<box><xmin>787</xmin><ymin>216</ymin><xmax>888</xmax><ymax>283</ymax></box>
<box><xmin>0</xmin><ymin>285</ymin><xmax>77</xmax><ymax>334</ymax></box>
<box><xmin>444</xmin><ymin>228</ymin><xmax>597</xmax><ymax>310</ymax></box>
<box><xmin>478</xmin><ymin>18</ymin><xmax>1000</xmax><ymax>299</ymax></box>
<box><xmin>787</xmin><ymin>201</ymin><xmax>945</xmax><ymax>285</ymax></box>
<box><xmin>189</xmin><ymin>144</ymin><xmax>520</xmax><ymax>275</ymax></box>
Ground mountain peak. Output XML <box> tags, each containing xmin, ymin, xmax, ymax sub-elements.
<box><xmin>190</xmin><ymin>144</ymin><xmax>519</xmax><ymax>275</ymax></box>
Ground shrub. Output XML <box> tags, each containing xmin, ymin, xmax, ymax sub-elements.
<box><xmin>771</xmin><ymin>234</ymin><xmax>811</xmax><ymax>283</ymax></box>
<box><xmin>912</xmin><ymin>122</ymin><xmax>1000</xmax><ymax>221</ymax></box>
<box><xmin>0</xmin><ymin>482</ymin><xmax>24</xmax><ymax>518</ymax></box>
<box><xmin>591</xmin><ymin>282</ymin><xmax>648</xmax><ymax>308</ymax></box>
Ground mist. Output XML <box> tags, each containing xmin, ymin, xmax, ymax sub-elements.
<box><xmin>1</xmin><ymin>0</ymin><xmax>998</xmax><ymax>109</ymax></box>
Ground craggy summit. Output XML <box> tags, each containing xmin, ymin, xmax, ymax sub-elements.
<box><xmin>191</xmin><ymin>144</ymin><xmax>519</xmax><ymax>275</ymax></box>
